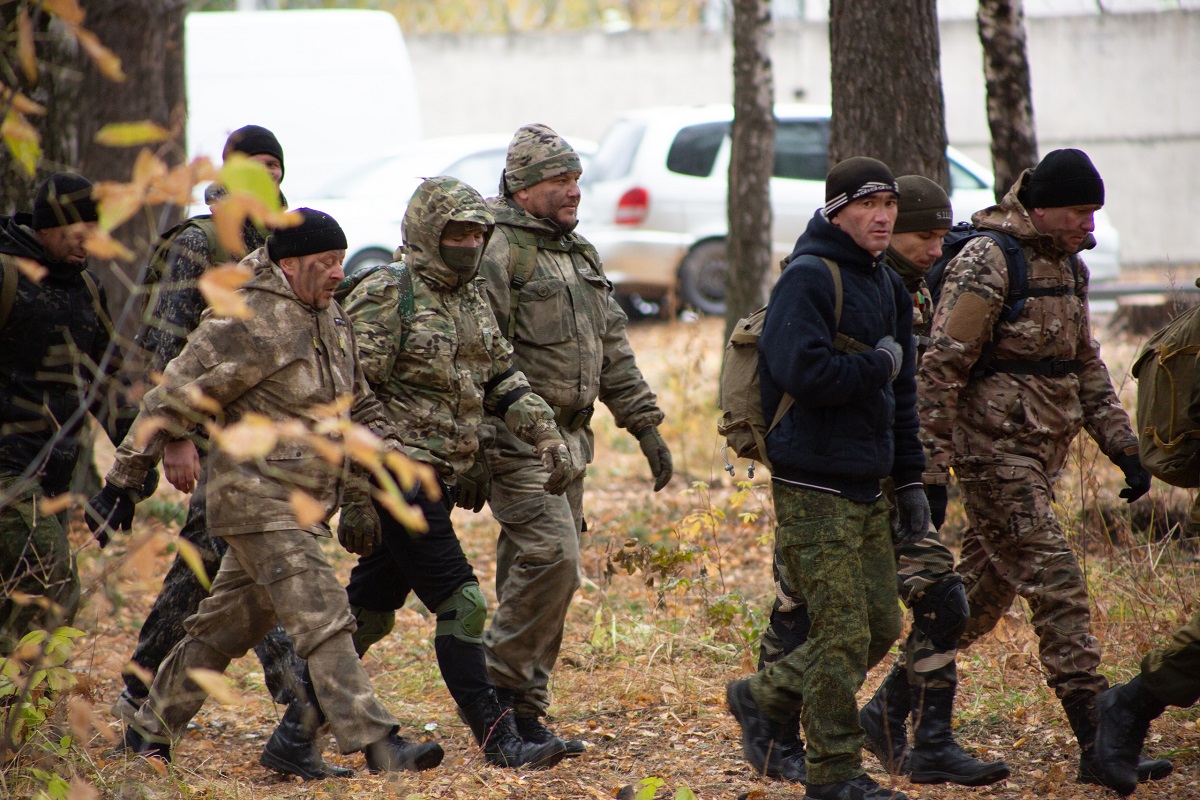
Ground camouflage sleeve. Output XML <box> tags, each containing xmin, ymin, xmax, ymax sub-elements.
<box><xmin>141</xmin><ymin>225</ymin><xmax>212</xmax><ymax>373</ymax></box>
<box><xmin>477</xmin><ymin>295</ymin><xmax>557</xmax><ymax>444</ymax></box>
<box><xmin>1073</xmin><ymin>264</ymin><xmax>1138</xmax><ymax>457</ymax></box>
<box><xmin>597</xmin><ymin>290</ymin><xmax>664</xmax><ymax>434</ymax></box>
<box><xmin>347</xmin><ymin>334</ymin><xmax>406</xmax><ymax>455</ymax></box>
<box><xmin>477</xmin><ymin>234</ymin><xmax>514</xmax><ymax>336</ymax></box>
<box><xmin>341</xmin><ymin>270</ymin><xmax>406</xmax><ymax>390</ymax></box>
<box><xmin>916</xmin><ymin>238</ymin><xmax>1008</xmax><ymax>481</ymax></box>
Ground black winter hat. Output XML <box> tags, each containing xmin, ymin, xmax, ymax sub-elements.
<box><xmin>32</xmin><ymin>172</ymin><xmax>98</xmax><ymax>230</ymax></box>
<box><xmin>824</xmin><ymin>157</ymin><xmax>898</xmax><ymax>218</ymax></box>
<box><xmin>1024</xmin><ymin>148</ymin><xmax>1104</xmax><ymax>209</ymax></box>
<box><xmin>894</xmin><ymin>175</ymin><xmax>953</xmax><ymax>233</ymax></box>
<box><xmin>267</xmin><ymin>208</ymin><xmax>347</xmax><ymax>262</ymax></box>
<box><xmin>223</xmin><ymin>124</ymin><xmax>285</xmax><ymax>178</ymax></box>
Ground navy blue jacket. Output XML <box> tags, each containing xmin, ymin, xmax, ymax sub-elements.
<box><xmin>759</xmin><ymin>210</ymin><xmax>924</xmax><ymax>502</ymax></box>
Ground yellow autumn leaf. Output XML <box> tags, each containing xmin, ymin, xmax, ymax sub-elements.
<box><xmin>185</xmin><ymin>668</ymin><xmax>242</xmax><ymax>705</ymax></box>
<box><xmin>147</xmin><ymin>160</ymin><xmax>203</xmax><ymax>207</ymax></box>
<box><xmin>383</xmin><ymin>449</ymin><xmax>439</xmax><ymax>499</ymax></box>
<box><xmin>127</xmin><ymin>415</ymin><xmax>169</xmax><ymax>448</ymax></box>
<box><xmin>13</xmin><ymin>256</ymin><xmax>47</xmax><ymax>282</ymax></box>
<box><xmin>374</xmin><ymin>486</ymin><xmax>428</xmax><ymax>534</ymax></box>
<box><xmin>305</xmin><ymin>433</ymin><xmax>345</xmax><ymax>465</ymax></box>
<box><xmin>68</xmin><ymin>777</ymin><xmax>99</xmax><ymax>800</ymax></box>
<box><xmin>95</xmin><ymin>121</ymin><xmax>171</xmax><ymax>148</ymax></box>
<box><xmin>75</xmin><ymin>28</ymin><xmax>124</xmax><ymax>82</ymax></box>
<box><xmin>175</xmin><ymin>538</ymin><xmax>211</xmax><ymax>591</ymax></box>
<box><xmin>309</xmin><ymin>395</ymin><xmax>353</xmax><ymax>420</ymax></box>
<box><xmin>130</xmin><ymin>148</ymin><xmax>168</xmax><ymax>188</ymax></box>
<box><xmin>42</xmin><ymin>0</ymin><xmax>86</xmax><ymax>26</ymax></box>
<box><xmin>4</xmin><ymin>133</ymin><xmax>39</xmax><ymax>176</ymax></box>
<box><xmin>211</xmin><ymin>195</ymin><xmax>253</xmax><ymax>257</ymax></box>
<box><xmin>212</xmin><ymin>413</ymin><xmax>278</xmax><ymax>461</ymax></box>
<box><xmin>198</xmin><ymin>263</ymin><xmax>253</xmax><ymax>318</ymax></box>
<box><xmin>83</xmin><ymin>228</ymin><xmax>134</xmax><ymax>261</ymax></box>
<box><xmin>290</xmin><ymin>490</ymin><xmax>326</xmax><ymax>527</ymax></box>
<box><xmin>92</xmin><ymin>180</ymin><xmax>144</xmax><ymax>232</ymax></box>
<box><xmin>17</xmin><ymin>9</ymin><xmax>36</xmax><ymax>83</ymax></box>
<box><xmin>184</xmin><ymin>386</ymin><xmax>223</xmax><ymax>416</ymax></box>
<box><xmin>219</xmin><ymin>153</ymin><xmax>282</xmax><ymax>213</ymax></box>
<box><xmin>0</xmin><ymin>84</ymin><xmax>46</xmax><ymax>116</ymax></box>
<box><xmin>342</xmin><ymin>423</ymin><xmax>384</xmax><ymax>467</ymax></box>
<box><xmin>39</xmin><ymin>493</ymin><xmax>76</xmax><ymax>515</ymax></box>
<box><xmin>1</xmin><ymin>108</ymin><xmax>38</xmax><ymax>142</ymax></box>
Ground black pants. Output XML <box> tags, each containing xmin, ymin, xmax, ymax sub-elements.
<box><xmin>345</xmin><ymin>487</ymin><xmax>490</xmax><ymax>707</ymax></box>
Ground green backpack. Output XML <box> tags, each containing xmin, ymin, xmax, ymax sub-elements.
<box><xmin>1133</xmin><ymin>294</ymin><xmax>1200</xmax><ymax>488</ymax></box>
<box><xmin>333</xmin><ymin>260</ymin><xmax>415</xmax><ymax>348</ymax></box>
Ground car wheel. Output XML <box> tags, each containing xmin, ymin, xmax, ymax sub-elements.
<box><xmin>345</xmin><ymin>247</ymin><xmax>394</xmax><ymax>278</ymax></box>
<box><xmin>677</xmin><ymin>239</ymin><xmax>727</xmax><ymax>316</ymax></box>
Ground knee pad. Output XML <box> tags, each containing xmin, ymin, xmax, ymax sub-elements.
<box><xmin>351</xmin><ymin>605</ymin><xmax>395</xmax><ymax>658</ymax></box>
<box><xmin>913</xmin><ymin>576</ymin><xmax>970</xmax><ymax>651</ymax></box>
<box><xmin>434</xmin><ymin>582</ymin><xmax>488</xmax><ymax>644</ymax></box>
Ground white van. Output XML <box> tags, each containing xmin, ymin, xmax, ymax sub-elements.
<box><xmin>185</xmin><ymin>10</ymin><xmax>421</xmax><ymax>199</ymax></box>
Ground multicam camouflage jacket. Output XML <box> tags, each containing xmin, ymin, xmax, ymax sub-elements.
<box><xmin>108</xmin><ymin>247</ymin><xmax>401</xmax><ymax>536</ymax></box>
<box><xmin>917</xmin><ymin>172</ymin><xmax>1137</xmax><ymax>482</ymax></box>
<box><xmin>477</xmin><ymin>197</ymin><xmax>663</xmax><ymax>444</ymax></box>
<box><xmin>343</xmin><ymin>176</ymin><xmax>558</xmax><ymax>482</ymax></box>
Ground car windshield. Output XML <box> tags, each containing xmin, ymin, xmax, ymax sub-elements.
<box><xmin>666</xmin><ymin>122</ymin><xmax>729</xmax><ymax>177</ymax></box>
<box><xmin>587</xmin><ymin>120</ymin><xmax>646</xmax><ymax>183</ymax></box>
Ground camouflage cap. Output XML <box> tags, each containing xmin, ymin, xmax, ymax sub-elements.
<box><xmin>501</xmin><ymin>124</ymin><xmax>582</xmax><ymax>196</ymax></box>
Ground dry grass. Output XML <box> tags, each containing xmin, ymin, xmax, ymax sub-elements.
<box><xmin>5</xmin><ymin>314</ymin><xmax>1200</xmax><ymax>799</ymax></box>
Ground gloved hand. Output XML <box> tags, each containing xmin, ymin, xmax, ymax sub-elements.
<box><xmin>926</xmin><ymin>483</ymin><xmax>948</xmax><ymax>530</ymax></box>
<box><xmin>636</xmin><ymin>425</ymin><xmax>673</xmax><ymax>492</ymax></box>
<box><xmin>875</xmin><ymin>335</ymin><xmax>903</xmax><ymax>382</ymax></box>
<box><xmin>455</xmin><ymin>458</ymin><xmax>491</xmax><ymax>513</ymax></box>
<box><xmin>893</xmin><ymin>485</ymin><xmax>932</xmax><ymax>545</ymax></box>
<box><xmin>85</xmin><ymin>482</ymin><xmax>138</xmax><ymax>548</ymax></box>
<box><xmin>338</xmin><ymin>490</ymin><xmax>381</xmax><ymax>556</ymax></box>
<box><xmin>141</xmin><ymin>466</ymin><xmax>160</xmax><ymax>499</ymax></box>
<box><xmin>1114</xmin><ymin>451</ymin><xmax>1152</xmax><ymax>503</ymax></box>
<box><xmin>537</xmin><ymin>435</ymin><xmax>574</xmax><ymax>495</ymax></box>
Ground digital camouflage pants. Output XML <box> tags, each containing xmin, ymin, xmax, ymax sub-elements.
<box><xmin>750</xmin><ymin>483</ymin><xmax>901</xmax><ymax>786</ymax></box>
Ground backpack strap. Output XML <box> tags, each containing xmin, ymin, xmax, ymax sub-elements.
<box><xmin>80</xmin><ymin>270</ymin><xmax>115</xmax><ymax>338</ymax></box>
<box><xmin>500</xmin><ymin>226</ymin><xmax>540</xmax><ymax>341</ymax></box>
<box><xmin>819</xmin><ymin>256</ymin><xmax>873</xmax><ymax>356</ymax></box>
<box><xmin>0</xmin><ymin>258</ymin><xmax>17</xmax><ymax>331</ymax></box>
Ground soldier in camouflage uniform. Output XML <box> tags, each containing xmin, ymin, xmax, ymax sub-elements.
<box><xmin>917</xmin><ymin>149</ymin><xmax>1165</xmax><ymax>788</ymax></box>
<box><xmin>0</xmin><ymin>174</ymin><xmax>147</xmax><ymax>653</ymax></box>
<box><xmin>115</xmin><ymin>125</ymin><xmax>331</xmax><ymax>780</ymax></box>
<box><xmin>89</xmin><ymin>209</ymin><xmax>444</xmax><ymax>776</ymax></box>
<box><xmin>327</xmin><ymin>176</ymin><xmax>571</xmax><ymax>769</ymax></box>
<box><xmin>726</xmin><ymin>158</ymin><xmax>928</xmax><ymax>800</ymax></box>
<box><xmin>472</xmin><ymin>124</ymin><xmax>673</xmax><ymax>752</ymax></box>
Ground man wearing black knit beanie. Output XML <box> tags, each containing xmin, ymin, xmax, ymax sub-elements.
<box><xmin>918</xmin><ymin>148</ymin><xmax>1166</xmax><ymax>794</ymax></box>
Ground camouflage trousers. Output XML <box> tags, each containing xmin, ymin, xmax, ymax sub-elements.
<box><xmin>133</xmin><ymin>528</ymin><xmax>397</xmax><ymax>754</ymax></box>
<box><xmin>955</xmin><ymin>461</ymin><xmax>1106</xmax><ymax>699</ymax></box>
<box><xmin>0</xmin><ymin>476</ymin><xmax>79</xmax><ymax>654</ymax></box>
<box><xmin>1140</xmin><ymin>604</ymin><xmax>1200</xmax><ymax>708</ymax></box>
<box><xmin>750</xmin><ymin>483</ymin><xmax>901</xmax><ymax>786</ymax></box>
<box><xmin>119</xmin><ymin>468</ymin><xmax>301</xmax><ymax>710</ymax></box>
<box><xmin>481</xmin><ymin>422</ymin><xmax>587</xmax><ymax>717</ymax></box>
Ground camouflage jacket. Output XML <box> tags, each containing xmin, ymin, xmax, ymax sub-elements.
<box><xmin>343</xmin><ymin>178</ymin><xmax>557</xmax><ymax>482</ymax></box>
<box><xmin>0</xmin><ymin>213</ymin><xmax>133</xmax><ymax>494</ymax></box>
<box><xmin>916</xmin><ymin>172</ymin><xmax>1137</xmax><ymax>481</ymax></box>
<box><xmin>477</xmin><ymin>198</ymin><xmax>663</xmax><ymax>440</ymax></box>
<box><xmin>108</xmin><ymin>247</ymin><xmax>401</xmax><ymax>536</ymax></box>
<box><xmin>884</xmin><ymin>248</ymin><xmax>934</xmax><ymax>350</ymax></box>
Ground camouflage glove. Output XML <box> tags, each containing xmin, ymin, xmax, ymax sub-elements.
<box><xmin>926</xmin><ymin>484</ymin><xmax>948</xmax><ymax>530</ymax></box>
<box><xmin>875</xmin><ymin>335</ymin><xmax>903</xmax><ymax>382</ymax></box>
<box><xmin>536</xmin><ymin>435</ymin><xmax>574</xmax><ymax>496</ymax></box>
<box><xmin>85</xmin><ymin>482</ymin><xmax>138</xmax><ymax>548</ymax></box>
<box><xmin>339</xmin><ymin>479</ymin><xmax>381</xmax><ymax>555</ymax></box>
<box><xmin>456</xmin><ymin>458</ymin><xmax>491</xmax><ymax>513</ymax></box>
<box><xmin>893</xmin><ymin>485</ymin><xmax>931</xmax><ymax>545</ymax></box>
<box><xmin>1114</xmin><ymin>452</ymin><xmax>1152</xmax><ymax>503</ymax></box>
<box><xmin>636</xmin><ymin>425</ymin><xmax>673</xmax><ymax>492</ymax></box>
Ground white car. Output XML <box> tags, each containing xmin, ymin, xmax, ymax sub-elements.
<box><xmin>579</xmin><ymin>104</ymin><xmax>1120</xmax><ymax>315</ymax></box>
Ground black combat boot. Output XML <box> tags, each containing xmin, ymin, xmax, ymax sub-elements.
<box><xmin>495</xmin><ymin>688</ymin><xmax>587</xmax><ymax>757</ymax></box>
<box><xmin>907</xmin><ymin>685</ymin><xmax>1010</xmax><ymax>786</ymax></box>
<box><xmin>859</xmin><ymin>662</ymin><xmax>911</xmax><ymax>775</ymax></box>
<box><xmin>803</xmin><ymin>773</ymin><xmax>908</xmax><ymax>800</ymax></box>
<box><xmin>363</xmin><ymin>729</ymin><xmax>444</xmax><ymax>773</ymax></box>
<box><xmin>1091</xmin><ymin>676</ymin><xmax>1172</xmax><ymax>796</ymax></box>
<box><xmin>460</xmin><ymin>688</ymin><xmax>567</xmax><ymax>769</ymax></box>
<box><xmin>726</xmin><ymin>678</ymin><xmax>807</xmax><ymax>783</ymax></box>
<box><xmin>260</xmin><ymin>667</ymin><xmax>354</xmax><ymax>779</ymax></box>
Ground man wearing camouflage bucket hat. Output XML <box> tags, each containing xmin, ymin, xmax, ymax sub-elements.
<box><xmin>326</xmin><ymin>175</ymin><xmax>573</xmax><ymax>769</ymax></box>
<box><xmin>469</xmin><ymin>124</ymin><xmax>673</xmax><ymax>753</ymax></box>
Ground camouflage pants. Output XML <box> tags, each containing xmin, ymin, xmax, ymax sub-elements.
<box><xmin>121</xmin><ymin>464</ymin><xmax>301</xmax><ymax>709</ymax></box>
<box><xmin>133</xmin><ymin>529</ymin><xmax>397</xmax><ymax>754</ymax></box>
<box><xmin>955</xmin><ymin>462</ymin><xmax>1105</xmax><ymax>699</ymax></box>
<box><xmin>750</xmin><ymin>483</ymin><xmax>901</xmax><ymax>786</ymax></box>
<box><xmin>0</xmin><ymin>476</ymin><xmax>79</xmax><ymax>654</ymax></box>
<box><xmin>481</xmin><ymin>422</ymin><xmax>586</xmax><ymax>718</ymax></box>
<box><xmin>1140</xmin><ymin>604</ymin><xmax>1200</xmax><ymax>708</ymax></box>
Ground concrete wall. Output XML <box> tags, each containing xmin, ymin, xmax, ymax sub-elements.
<box><xmin>406</xmin><ymin>10</ymin><xmax>1200</xmax><ymax>268</ymax></box>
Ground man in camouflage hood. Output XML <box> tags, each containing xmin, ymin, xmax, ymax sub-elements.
<box><xmin>470</xmin><ymin>124</ymin><xmax>673</xmax><ymax>752</ymax></box>
<box><xmin>328</xmin><ymin>176</ymin><xmax>572</xmax><ymax>769</ymax></box>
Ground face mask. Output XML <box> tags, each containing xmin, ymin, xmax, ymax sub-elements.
<box><xmin>440</xmin><ymin>244</ymin><xmax>484</xmax><ymax>276</ymax></box>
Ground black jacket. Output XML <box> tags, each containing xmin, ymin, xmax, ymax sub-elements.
<box><xmin>759</xmin><ymin>210</ymin><xmax>924</xmax><ymax>501</ymax></box>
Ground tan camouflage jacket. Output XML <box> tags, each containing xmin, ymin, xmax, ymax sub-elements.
<box><xmin>107</xmin><ymin>247</ymin><xmax>401</xmax><ymax>536</ymax></box>
<box><xmin>342</xmin><ymin>178</ymin><xmax>558</xmax><ymax>483</ymax></box>
<box><xmin>917</xmin><ymin>172</ymin><xmax>1137</xmax><ymax>482</ymax></box>
<box><xmin>478</xmin><ymin>198</ymin><xmax>663</xmax><ymax>441</ymax></box>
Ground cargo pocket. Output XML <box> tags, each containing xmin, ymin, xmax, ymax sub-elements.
<box><xmin>514</xmin><ymin>280</ymin><xmax>572</xmax><ymax>345</ymax></box>
<box><xmin>493</xmin><ymin>494</ymin><xmax>563</xmax><ymax>562</ymax></box>
<box><xmin>256</xmin><ymin>546</ymin><xmax>309</xmax><ymax>586</ymax></box>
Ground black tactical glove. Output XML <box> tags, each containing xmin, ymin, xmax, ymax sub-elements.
<box><xmin>455</xmin><ymin>458</ymin><xmax>491</xmax><ymax>513</ymax></box>
<box><xmin>636</xmin><ymin>425</ymin><xmax>674</xmax><ymax>492</ymax></box>
<box><xmin>141</xmin><ymin>466</ymin><xmax>160</xmax><ymax>499</ymax></box>
<box><xmin>893</xmin><ymin>485</ymin><xmax>932</xmax><ymax>545</ymax></box>
<box><xmin>85</xmin><ymin>482</ymin><xmax>138</xmax><ymax>548</ymax></box>
<box><xmin>875</xmin><ymin>335</ymin><xmax>903</xmax><ymax>382</ymax></box>
<box><xmin>926</xmin><ymin>483</ymin><xmax>948</xmax><ymax>531</ymax></box>
<box><xmin>537</xmin><ymin>435</ymin><xmax>574</xmax><ymax>495</ymax></box>
<box><xmin>1114</xmin><ymin>451</ymin><xmax>1152</xmax><ymax>503</ymax></box>
<box><xmin>338</xmin><ymin>488</ymin><xmax>381</xmax><ymax>556</ymax></box>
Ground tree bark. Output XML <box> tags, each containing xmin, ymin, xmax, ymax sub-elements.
<box><xmin>725</xmin><ymin>0</ymin><xmax>775</xmax><ymax>341</ymax></box>
<box><xmin>828</xmin><ymin>0</ymin><xmax>949</xmax><ymax>191</ymax></box>
<box><xmin>978</xmin><ymin>0</ymin><xmax>1038</xmax><ymax>201</ymax></box>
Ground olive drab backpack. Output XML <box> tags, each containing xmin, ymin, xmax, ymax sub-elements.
<box><xmin>1132</xmin><ymin>292</ymin><xmax>1200</xmax><ymax>488</ymax></box>
<box><xmin>717</xmin><ymin>257</ymin><xmax>870</xmax><ymax>477</ymax></box>
<box><xmin>332</xmin><ymin>260</ymin><xmax>415</xmax><ymax>347</ymax></box>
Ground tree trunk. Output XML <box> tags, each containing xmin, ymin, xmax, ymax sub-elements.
<box><xmin>725</xmin><ymin>0</ymin><xmax>775</xmax><ymax>341</ymax></box>
<box><xmin>978</xmin><ymin>0</ymin><xmax>1038</xmax><ymax>201</ymax></box>
<box><xmin>828</xmin><ymin>0</ymin><xmax>949</xmax><ymax>191</ymax></box>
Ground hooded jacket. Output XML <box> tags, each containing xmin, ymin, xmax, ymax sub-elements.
<box><xmin>760</xmin><ymin>209</ymin><xmax>923</xmax><ymax>501</ymax></box>
<box><xmin>107</xmin><ymin>247</ymin><xmax>401</xmax><ymax>536</ymax></box>
<box><xmin>342</xmin><ymin>177</ymin><xmax>558</xmax><ymax>482</ymax></box>
<box><xmin>917</xmin><ymin>171</ymin><xmax>1136</xmax><ymax>480</ymax></box>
